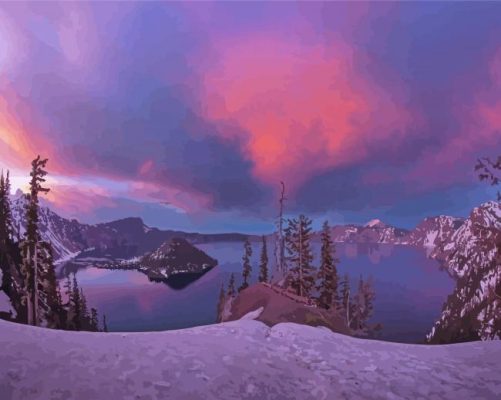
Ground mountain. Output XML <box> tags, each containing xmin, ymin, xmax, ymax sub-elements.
<box><xmin>427</xmin><ymin>201</ymin><xmax>501</xmax><ymax>342</ymax></box>
<box><xmin>10</xmin><ymin>193</ymin><xmax>88</xmax><ymax>261</ymax></box>
<box><xmin>1</xmin><ymin>318</ymin><xmax>500</xmax><ymax>400</ymax></box>
<box><xmin>328</xmin><ymin>221</ymin><xmax>409</xmax><ymax>244</ymax></box>
<box><xmin>139</xmin><ymin>238</ymin><xmax>217</xmax><ymax>281</ymax></box>
<box><xmin>406</xmin><ymin>215</ymin><xmax>465</xmax><ymax>250</ymax></box>
<box><xmin>10</xmin><ymin>192</ymin><xmax>250</xmax><ymax>262</ymax></box>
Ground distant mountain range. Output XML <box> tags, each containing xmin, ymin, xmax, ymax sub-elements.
<box><xmin>8</xmin><ymin>190</ymin><xmax>485</xmax><ymax>265</ymax></box>
<box><xmin>10</xmin><ymin>192</ymin><xmax>249</xmax><ymax>263</ymax></box>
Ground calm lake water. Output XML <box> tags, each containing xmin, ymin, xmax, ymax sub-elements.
<box><xmin>61</xmin><ymin>242</ymin><xmax>453</xmax><ymax>343</ymax></box>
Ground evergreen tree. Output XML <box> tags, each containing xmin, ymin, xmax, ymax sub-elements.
<box><xmin>71</xmin><ymin>274</ymin><xmax>82</xmax><ymax>330</ymax></box>
<box><xmin>63</xmin><ymin>275</ymin><xmax>72</xmax><ymax>306</ymax></box>
<box><xmin>80</xmin><ymin>288</ymin><xmax>89</xmax><ymax>329</ymax></box>
<box><xmin>258</xmin><ymin>236</ymin><xmax>269</xmax><ymax>283</ymax></box>
<box><xmin>317</xmin><ymin>221</ymin><xmax>339</xmax><ymax>309</ymax></box>
<box><xmin>227</xmin><ymin>273</ymin><xmax>236</xmax><ymax>298</ymax></box>
<box><xmin>350</xmin><ymin>276</ymin><xmax>376</xmax><ymax>332</ymax></box>
<box><xmin>0</xmin><ymin>173</ymin><xmax>24</xmax><ymax>321</ymax></box>
<box><xmin>0</xmin><ymin>170</ymin><xmax>13</xmax><ymax>245</ymax></box>
<box><xmin>340</xmin><ymin>274</ymin><xmax>351</xmax><ymax>324</ymax></box>
<box><xmin>20</xmin><ymin>156</ymin><xmax>50</xmax><ymax>326</ymax></box>
<box><xmin>37</xmin><ymin>241</ymin><xmax>63</xmax><ymax>328</ymax></box>
<box><xmin>102</xmin><ymin>314</ymin><xmax>108</xmax><ymax>332</ymax></box>
<box><xmin>216</xmin><ymin>282</ymin><xmax>226</xmax><ymax>322</ymax></box>
<box><xmin>90</xmin><ymin>308</ymin><xmax>99</xmax><ymax>331</ymax></box>
<box><xmin>0</xmin><ymin>171</ymin><xmax>14</xmax><ymax>297</ymax></box>
<box><xmin>285</xmin><ymin>215</ymin><xmax>315</xmax><ymax>298</ymax></box>
<box><xmin>239</xmin><ymin>238</ymin><xmax>253</xmax><ymax>291</ymax></box>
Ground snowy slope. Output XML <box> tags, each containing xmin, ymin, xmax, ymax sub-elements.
<box><xmin>428</xmin><ymin>201</ymin><xmax>501</xmax><ymax>342</ymax></box>
<box><xmin>406</xmin><ymin>215</ymin><xmax>464</xmax><ymax>250</ymax></box>
<box><xmin>9</xmin><ymin>193</ymin><xmax>250</xmax><ymax>262</ymax></box>
<box><xmin>10</xmin><ymin>194</ymin><xmax>88</xmax><ymax>261</ymax></box>
<box><xmin>0</xmin><ymin>319</ymin><xmax>500</xmax><ymax>400</ymax></box>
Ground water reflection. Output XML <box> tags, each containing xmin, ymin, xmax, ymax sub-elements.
<box><xmin>57</xmin><ymin>241</ymin><xmax>453</xmax><ymax>343</ymax></box>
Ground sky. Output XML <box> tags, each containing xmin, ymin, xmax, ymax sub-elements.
<box><xmin>0</xmin><ymin>2</ymin><xmax>500</xmax><ymax>233</ymax></box>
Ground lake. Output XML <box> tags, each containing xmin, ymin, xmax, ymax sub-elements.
<box><xmin>60</xmin><ymin>242</ymin><xmax>454</xmax><ymax>343</ymax></box>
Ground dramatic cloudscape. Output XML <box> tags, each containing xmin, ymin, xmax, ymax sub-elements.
<box><xmin>0</xmin><ymin>2</ymin><xmax>500</xmax><ymax>232</ymax></box>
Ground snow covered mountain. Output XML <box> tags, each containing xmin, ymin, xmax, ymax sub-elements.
<box><xmin>329</xmin><ymin>221</ymin><xmax>409</xmax><ymax>244</ymax></box>
<box><xmin>9</xmin><ymin>192</ymin><xmax>249</xmax><ymax>262</ymax></box>
<box><xmin>405</xmin><ymin>215</ymin><xmax>465</xmax><ymax>249</ymax></box>
<box><xmin>427</xmin><ymin>201</ymin><xmax>501</xmax><ymax>342</ymax></box>
<box><xmin>10</xmin><ymin>193</ymin><xmax>88</xmax><ymax>261</ymax></box>
<box><xmin>0</xmin><ymin>318</ymin><xmax>500</xmax><ymax>400</ymax></box>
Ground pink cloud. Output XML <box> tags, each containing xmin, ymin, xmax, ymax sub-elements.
<box><xmin>198</xmin><ymin>30</ymin><xmax>413</xmax><ymax>193</ymax></box>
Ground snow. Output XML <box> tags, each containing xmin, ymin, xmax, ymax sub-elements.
<box><xmin>239</xmin><ymin>307</ymin><xmax>264</xmax><ymax>321</ymax></box>
<box><xmin>0</xmin><ymin>319</ymin><xmax>500</xmax><ymax>400</ymax></box>
<box><xmin>365</xmin><ymin>219</ymin><xmax>383</xmax><ymax>228</ymax></box>
<box><xmin>423</xmin><ymin>230</ymin><xmax>438</xmax><ymax>247</ymax></box>
<box><xmin>54</xmin><ymin>250</ymin><xmax>82</xmax><ymax>265</ymax></box>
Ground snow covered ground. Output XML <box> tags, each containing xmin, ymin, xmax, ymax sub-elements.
<box><xmin>0</xmin><ymin>318</ymin><xmax>500</xmax><ymax>400</ymax></box>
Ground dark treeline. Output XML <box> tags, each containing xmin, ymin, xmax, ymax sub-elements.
<box><xmin>0</xmin><ymin>156</ymin><xmax>107</xmax><ymax>332</ymax></box>
<box><xmin>217</xmin><ymin>216</ymin><xmax>377</xmax><ymax>336</ymax></box>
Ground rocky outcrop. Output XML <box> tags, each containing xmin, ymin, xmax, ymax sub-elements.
<box><xmin>221</xmin><ymin>283</ymin><xmax>350</xmax><ymax>336</ymax></box>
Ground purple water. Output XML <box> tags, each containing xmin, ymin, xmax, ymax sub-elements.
<box><xmin>66</xmin><ymin>242</ymin><xmax>453</xmax><ymax>343</ymax></box>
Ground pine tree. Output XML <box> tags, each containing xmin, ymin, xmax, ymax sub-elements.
<box><xmin>216</xmin><ymin>282</ymin><xmax>226</xmax><ymax>322</ymax></box>
<box><xmin>63</xmin><ymin>275</ymin><xmax>72</xmax><ymax>306</ymax></box>
<box><xmin>71</xmin><ymin>274</ymin><xmax>82</xmax><ymax>330</ymax></box>
<box><xmin>350</xmin><ymin>276</ymin><xmax>376</xmax><ymax>332</ymax></box>
<box><xmin>285</xmin><ymin>215</ymin><xmax>315</xmax><ymax>298</ymax></box>
<box><xmin>90</xmin><ymin>308</ymin><xmax>99</xmax><ymax>332</ymax></box>
<box><xmin>340</xmin><ymin>274</ymin><xmax>351</xmax><ymax>324</ymax></box>
<box><xmin>37</xmin><ymin>241</ymin><xmax>63</xmax><ymax>328</ymax></box>
<box><xmin>258</xmin><ymin>236</ymin><xmax>269</xmax><ymax>283</ymax></box>
<box><xmin>351</xmin><ymin>275</ymin><xmax>365</xmax><ymax>330</ymax></box>
<box><xmin>274</xmin><ymin>181</ymin><xmax>287</xmax><ymax>280</ymax></box>
<box><xmin>227</xmin><ymin>273</ymin><xmax>236</xmax><ymax>298</ymax></box>
<box><xmin>80</xmin><ymin>288</ymin><xmax>89</xmax><ymax>329</ymax></box>
<box><xmin>102</xmin><ymin>314</ymin><xmax>108</xmax><ymax>332</ymax></box>
<box><xmin>239</xmin><ymin>238</ymin><xmax>253</xmax><ymax>291</ymax></box>
<box><xmin>0</xmin><ymin>170</ymin><xmax>13</xmax><ymax>246</ymax></box>
<box><xmin>317</xmin><ymin>221</ymin><xmax>339</xmax><ymax>309</ymax></box>
<box><xmin>0</xmin><ymin>171</ymin><xmax>14</xmax><ymax>297</ymax></box>
<box><xmin>20</xmin><ymin>156</ymin><xmax>50</xmax><ymax>326</ymax></box>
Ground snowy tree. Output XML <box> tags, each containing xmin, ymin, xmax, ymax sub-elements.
<box><xmin>239</xmin><ymin>238</ymin><xmax>252</xmax><ymax>291</ymax></box>
<box><xmin>258</xmin><ymin>236</ymin><xmax>269</xmax><ymax>283</ymax></box>
<box><xmin>285</xmin><ymin>215</ymin><xmax>315</xmax><ymax>298</ymax></box>
<box><xmin>317</xmin><ymin>221</ymin><xmax>339</xmax><ymax>309</ymax></box>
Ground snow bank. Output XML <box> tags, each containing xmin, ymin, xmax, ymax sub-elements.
<box><xmin>0</xmin><ymin>319</ymin><xmax>500</xmax><ymax>400</ymax></box>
